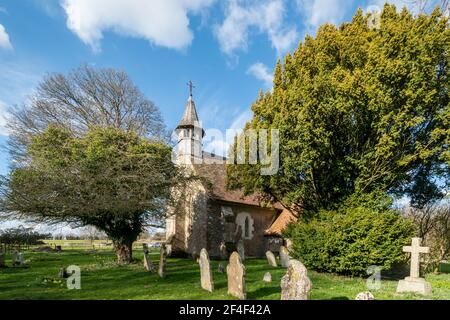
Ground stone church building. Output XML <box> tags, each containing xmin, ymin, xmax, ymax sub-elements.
<box><xmin>166</xmin><ymin>91</ymin><xmax>297</xmax><ymax>258</ymax></box>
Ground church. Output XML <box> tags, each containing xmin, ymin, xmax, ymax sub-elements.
<box><xmin>165</xmin><ymin>87</ymin><xmax>297</xmax><ymax>258</ymax></box>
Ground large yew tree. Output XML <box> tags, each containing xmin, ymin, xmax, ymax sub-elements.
<box><xmin>1</xmin><ymin>66</ymin><xmax>175</xmax><ymax>263</ymax></box>
<box><xmin>227</xmin><ymin>5</ymin><xmax>449</xmax><ymax>211</ymax></box>
<box><xmin>1</xmin><ymin>126</ymin><xmax>179</xmax><ymax>263</ymax></box>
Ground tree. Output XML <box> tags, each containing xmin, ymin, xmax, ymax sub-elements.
<box><xmin>406</xmin><ymin>0</ymin><xmax>449</xmax><ymax>14</ymax></box>
<box><xmin>227</xmin><ymin>5</ymin><xmax>449</xmax><ymax>212</ymax></box>
<box><xmin>7</xmin><ymin>65</ymin><xmax>165</xmax><ymax>165</ymax></box>
<box><xmin>405</xmin><ymin>202</ymin><xmax>450</xmax><ymax>272</ymax></box>
<box><xmin>0</xmin><ymin>126</ymin><xmax>182</xmax><ymax>263</ymax></box>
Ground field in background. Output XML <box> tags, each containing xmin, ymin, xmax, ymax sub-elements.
<box><xmin>0</xmin><ymin>247</ymin><xmax>449</xmax><ymax>300</ymax></box>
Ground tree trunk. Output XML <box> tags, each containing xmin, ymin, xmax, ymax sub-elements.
<box><xmin>113</xmin><ymin>241</ymin><xmax>133</xmax><ymax>264</ymax></box>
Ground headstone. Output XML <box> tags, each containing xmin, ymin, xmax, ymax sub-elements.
<box><xmin>396</xmin><ymin>238</ymin><xmax>432</xmax><ymax>295</ymax></box>
<box><xmin>55</xmin><ymin>246</ymin><xmax>62</xmax><ymax>252</ymax></box>
<box><xmin>227</xmin><ymin>251</ymin><xmax>246</xmax><ymax>300</ymax></box>
<box><xmin>58</xmin><ymin>267</ymin><xmax>68</xmax><ymax>278</ymax></box>
<box><xmin>199</xmin><ymin>248</ymin><xmax>214</xmax><ymax>292</ymax></box>
<box><xmin>218</xmin><ymin>263</ymin><xmax>225</xmax><ymax>274</ymax></box>
<box><xmin>158</xmin><ymin>244</ymin><xmax>167</xmax><ymax>278</ymax></box>
<box><xmin>279</xmin><ymin>246</ymin><xmax>291</xmax><ymax>268</ymax></box>
<box><xmin>219</xmin><ymin>242</ymin><xmax>228</xmax><ymax>260</ymax></box>
<box><xmin>281</xmin><ymin>259</ymin><xmax>312</xmax><ymax>300</ymax></box>
<box><xmin>355</xmin><ymin>292</ymin><xmax>375</xmax><ymax>300</ymax></box>
<box><xmin>265</xmin><ymin>251</ymin><xmax>277</xmax><ymax>267</ymax></box>
<box><xmin>0</xmin><ymin>250</ymin><xmax>5</xmax><ymax>268</ymax></box>
<box><xmin>237</xmin><ymin>240</ymin><xmax>245</xmax><ymax>261</ymax></box>
<box><xmin>263</xmin><ymin>272</ymin><xmax>272</xmax><ymax>282</ymax></box>
<box><xmin>12</xmin><ymin>250</ymin><xmax>25</xmax><ymax>267</ymax></box>
<box><xmin>144</xmin><ymin>251</ymin><xmax>154</xmax><ymax>273</ymax></box>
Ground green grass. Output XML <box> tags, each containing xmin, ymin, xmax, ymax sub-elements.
<box><xmin>0</xmin><ymin>249</ymin><xmax>449</xmax><ymax>300</ymax></box>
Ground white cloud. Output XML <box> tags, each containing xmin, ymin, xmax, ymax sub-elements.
<box><xmin>297</xmin><ymin>0</ymin><xmax>354</xmax><ymax>28</ymax></box>
<box><xmin>247</xmin><ymin>62</ymin><xmax>274</xmax><ymax>88</ymax></box>
<box><xmin>60</xmin><ymin>0</ymin><xmax>215</xmax><ymax>52</ymax></box>
<box><xmin>215</xmin><ymin>0</ymin><xmax>298</xmax><ymax>56</ymax></box>
<box><xmin>0</xmin><ymin>24</ymin><xmax>12</xmax><ymax>50</ymax></box>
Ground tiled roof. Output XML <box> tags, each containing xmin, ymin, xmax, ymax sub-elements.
<box><xmin>264</xmin><ymin>208</ymin><xmax>298</xmax><ymax>236</ymax></box>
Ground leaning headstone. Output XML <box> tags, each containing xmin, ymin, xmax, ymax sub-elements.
<box><xmin>144</xmin><ymin>251</ymin><xmax>154</xmax><ymax>273</ymax></box>
<box><xmin>355</xmin><ymin>292</ymin><xmax>375</xmax><ymax>300</ymax></box>
<box><xmin>263</xmin><ymin>272</ymin><xmax>272</xmax><ymax>282</ymax></box>
<box><xmin>279</xmin><ymin>246</ymin><xmax>291</xmax><ymax>268</ymax></box>
<box><xmin>227</xmin><ymin>251</ymin><xmax>246</xmax><ymax>300</ymax></box>
<box><xmin>396</xmin><ymin>238</ymin><xmax>432</xmax><ymax>295</ymax></box>
<box><xmin>199</xmin><ymin>248</ymin><xmax>214</xmax><ymax>292</ymax></box>
<box><xmin>237</xmin><ymin>240</ymin><xmax>245</xmax><ymax>261</ymax></box>
<box><xmin>266</xmin><ymin>251</ymin><xmax>277</xmax><ymax>267</ymax></box>
<box><xmin>0</xmin><ymin>250</ymin><xmax>5</xmax><ymax>268</ymax></box>
<box><xmin>158</xmin><ymin>244</ymin><xmax>167</xmax><ymax>278</ymax></box>
<box><xmin>218</xmin><ymin>263</ymin><xmax>225</xmax><ymax>274</ymax></box>
<box><xmin>281</xmin><ymin>259</ymin><xmax>312</xmax><ymax>300</ymax></box>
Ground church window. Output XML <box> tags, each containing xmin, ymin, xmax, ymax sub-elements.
<box><xmin>244</xmin><ymin>217</ymin><xmax>249</xmax><ymax>238</ymax></box>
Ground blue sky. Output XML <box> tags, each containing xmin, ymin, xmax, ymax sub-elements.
<box><xmin>2</xmin><ymin>0</ymin><xmax>435</xmax><ymax>177</ymax></box>
<box><xmin>0</xmin><ymin>0</ymin><xmax>444</xmax><ymax>233</ymax></box>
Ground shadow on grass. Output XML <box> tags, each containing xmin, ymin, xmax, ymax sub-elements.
<box><xmin>247</xmin><ymin>286</ymin><xmax>280</xmax><ymax>300</ymax></box>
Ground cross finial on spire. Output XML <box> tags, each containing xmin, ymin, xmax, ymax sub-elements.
<box><xmin>187</xmin><ymin>80</ymin><xmax>195</xmax><ymax>97</ymax></box>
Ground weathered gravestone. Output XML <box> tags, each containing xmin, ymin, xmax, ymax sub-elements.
<box><xmin>265</xmin><ymin>251</ymin><xmax>277</xmax><ymax>267</ymax></box>
<box><xmin>280</xmin><ymin>259</ymin><xmax>312</xmax><ymax>300</ymax></box>
<box><xmin>218</xmin><ymin>263</ymin><xmax>225</xmax><ymax>274</ymax></box>
<box><xmin>158</xmin><ymin>244</ymin><xmax>167</xmax><ymax>278</ymax></box>
<box><xmin>227</xmin><ymin>251</ymin><xmax>246</xmax><ymax>300</ymax></box>
<box><xmin>263</xmin><ymin>272</ymin><xmax>272</xmax><ymax>282</ymax></box>
<box><xmin>396</xmin><ymin>237</ymin><xmax>432</xmax><ymax>295</ymax></box>
<box><xmin>0</xmin><ymin>250</ymin><xmax>5</xmax><ymax>268</ymax></box>
<box><xmin>144</xmin><ymin>251</ymin><xmax>154</xmax><ymax>273</ymax></box>
<box><xmin>355</xmin><ymin>292</ymin><xmax>375</xmax><ymax>300</ymax></box>
<box><xmin>199</xmin><ymin>248</ymin><xmax>214</xmax><ymax>292</ymax></box>
<box><xmin>279</xmin><ymin>246</ymin><xmax>291</xmax><ymax>268</ymax></box>
<box><xmin>237</xmin><ymin>240</ymin><xmax>245</xmax><ymax>261</ymax></box>
<box><xmin>12</xmin><ymin>250</ymin><xmax>25</xmax><ymax>267</ymax></box>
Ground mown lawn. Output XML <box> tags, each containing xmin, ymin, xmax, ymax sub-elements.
<box><xmin>0</xmin><ymin>249</ymin><xmax>449</xmax><ymax>300</ymax></box>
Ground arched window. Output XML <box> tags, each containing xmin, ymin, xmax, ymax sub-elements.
<box><xmin>244</xmin><ymin>217</ymin><xmax>249</xmax><ymax>238</ymax></box>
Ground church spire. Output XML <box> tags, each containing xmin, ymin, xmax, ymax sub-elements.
<box><xmin>176</xmin><ymin>81</ymin><xmax>204</xmax><ymax>137</ymax></box>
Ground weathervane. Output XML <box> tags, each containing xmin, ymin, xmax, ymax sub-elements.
<box><xmin>187</xmin><ymin>80</ymin><xmax>195</xmax><ymax>97</ymax></box>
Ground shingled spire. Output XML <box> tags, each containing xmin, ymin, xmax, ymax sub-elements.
<box><xmin>176</xmin><ymin>81</ymin><xmax>205</xmax><ymax>136</ymax></box>
<box><xmin>174</xmin><ymin>81</ymin><xmax>205</xmax><ymax>164</ymax></box>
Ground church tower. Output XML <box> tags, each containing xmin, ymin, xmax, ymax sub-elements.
<box><xmin>175</xmin><ymin>81</ymin><xmax>205</xmax><ymax>164</ymax></box>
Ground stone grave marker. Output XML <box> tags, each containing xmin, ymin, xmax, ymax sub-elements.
<box><xmin>279</xmin><ymin>246</ymin><xmax>291</xmax><ymax>268</ymax></box>
<box><xmin>158</xmin><ymin>244</ymin><xmax>167</xmax><ymax>278</ymax></box>
<box><xmin>281</xmin><ymin>259</ymin><xmax>312</xmax><ymax>300</ymax></box>
<box><xmin>237</xmin><ymin>240</ymin><xmax>245</xmax><ymax>261</ymax></box>
<box><xmin>227</xmin><ymin>251</ymin><xmax>246</xmax><ymax>300</ymax></box>
<box><xmin>199</xmin><ymin>248</ymin><xmax>214</xmax><ymax>292</ymax></box>
<box><xmin>396</xmin><ymin>237</ymin><xmax>432</xmax><ymax>295</ymax></box>
<box><xmin>265</xmin><ymin>251</ymin><xmax>277</xmax><ymax>267</ymax></box>
<box><xmin>263</xmin><ymin>272</ymin><xmax>272</xmax><ymax>282</ymax></box>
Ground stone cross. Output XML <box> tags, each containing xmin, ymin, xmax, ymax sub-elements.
<box><xmin>227</xmin><ymin>251</ymin><xmax>246</xmax><ymax>300</ymax></box>
<box><xmin>158</xmin><ymin>244</ymin><xmax>167</xmax><ymax>278</ymax></box>
<box><xmin>403</xmin><ymin>237</ymin><xmax>429</xmax><ymax>278</ymax></box>
<box><xmin>199</xmin><ymin>248</ymin><xmax>214</xmax><ymax>292</ymax></box>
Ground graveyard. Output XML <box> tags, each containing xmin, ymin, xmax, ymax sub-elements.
<box><xmin>0</xmin><ymin>243</ymin><xmax>449</xmax><ymax>300</ymax></box>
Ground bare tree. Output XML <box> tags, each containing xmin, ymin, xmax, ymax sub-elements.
<box><xmin>405</xmin><ymin>202</ymin><xmax>450</xmax><ymax>273</ymax></box>
<box><xmin>405</xmin><ymin>0</ymin><xmax>449</xmax><ymax>14</ymax></box>
<box><xmin>7</xmin><ymin>65</ymin><xmax>165</xmax><ymax>165</ymax></box>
